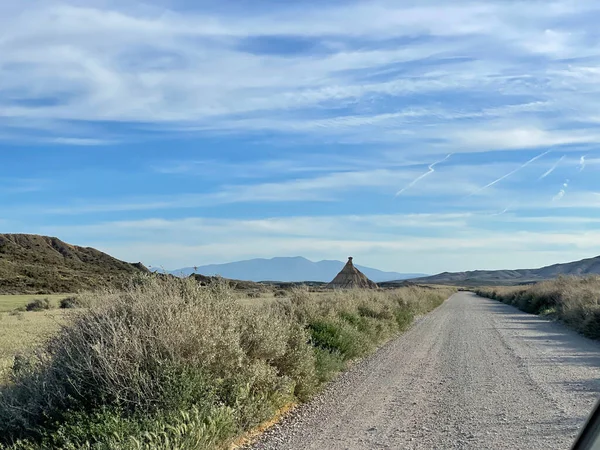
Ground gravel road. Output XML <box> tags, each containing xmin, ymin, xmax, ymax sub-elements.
<box><xmin>249</xmin><ymin>292</ymin><xmax>600</xmax><ymax>450</ymax></box>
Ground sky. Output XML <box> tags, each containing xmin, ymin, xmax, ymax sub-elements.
<box><xmin>1</xmin><ymin>0</ymin><xmax>600</xmax><ymax>274</ymax></box>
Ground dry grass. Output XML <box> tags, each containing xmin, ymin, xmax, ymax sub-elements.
<box><xmin>0</xmin><ymin>310</ymin><xmax>70</xmax><ymax>384</ymax></box>
<box><xmin>476</xmin><ymin>275</ymin><xmax>600</xmax><ymax>339</ymax></box>
<box><xmin>0</xmin><ymin>276</ymin><xmax>453</xmax><ymax>449</ymax></box>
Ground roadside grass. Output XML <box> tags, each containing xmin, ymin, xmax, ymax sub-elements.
<box><xmin>0</xmin><ymin>310</ymin><xmax>70</xmax><ymax>384</ymax></box>
<box><xmin>0</xmin><ymin>277</ymin><xmax>453</xmax><ymax>449</ymax></box>
<box><xmin>476</xmin><ymin>275</ymin><xmax>600</xmax><ymax>340</ymax></box>
<box><xmin>0</xmin><ymin>295</ymin><xmax>73</xmax><ymax>313</ymax></box>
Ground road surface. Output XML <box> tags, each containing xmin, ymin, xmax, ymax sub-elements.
<box><xmin>250</xmin><ymin>292</ymin><xmax>600</xmax><ymax>450</ymax></box>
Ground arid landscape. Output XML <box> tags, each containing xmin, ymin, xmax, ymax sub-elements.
<box><xmin>0</xmin><ymin>282</ymin><xmax>449</xmax><ymax>447</ymax></box>
<box><xmin>3</xmin><ymin>1</ymin><xmax>600</xmax><ymax>448</ymax></box>
<box><xmin>0</xmin><ymin>234</ymin><xmax>599</xmax><ymax>449</ymax></box>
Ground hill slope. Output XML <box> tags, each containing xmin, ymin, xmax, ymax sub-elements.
<box><xmin>167</xmin><ymin>257</ymin><xmax>426</xmax><ymax>283</ymax></box>
<box><xmin>408</xmin><ymin>255</ymin><xmax>600</xmax><ymax>286</ymax></box>
<box><xmin>0</xmin><ymin>234</ymin><xmax>149</xmax><ymax>294</ymax></box>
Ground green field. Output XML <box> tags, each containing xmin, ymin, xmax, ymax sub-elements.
<box><xmin>0</xmin><ymin>294</ymin><xmax>73</xmax><ymax>312</ymax></box>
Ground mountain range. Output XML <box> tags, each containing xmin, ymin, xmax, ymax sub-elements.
<box><xmin>163</xmin><ymin>257</ymin><xmax>427</xmax><ymax>283</ymax></box>
<box><xmin>407</xmin><ymin>255</ymin><xmax>600</xmax><ymax>286</ymax></box>
<box><xmin>3</xmin><ymin>233</ymin><xmax>600</xmax><ymax>293</ymax></box>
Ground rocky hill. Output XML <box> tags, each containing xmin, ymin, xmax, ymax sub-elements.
<box><xmin>406</xmin><ymin>255</ymin><xmax>600</xmax><ymax>286</ymax></box>
<box><xmin>0</xmin><ymin>234</ymin><xmax>149</xmax><ymax>294</ymax></box>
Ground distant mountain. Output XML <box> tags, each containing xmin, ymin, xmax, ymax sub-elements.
<box><xmin>165</xmin><ymin>257</ymin><xmax>427</xmax><ymax>283</ymax></box>
<box><xmin>407</xmin><ymin>255</ymin><xmax>600</xmax><ymax>286</ymax></box>
<box><xmin>0</xmin><ymin>234</ymin><xmax>149</xmax><ymax>294</ymax></box>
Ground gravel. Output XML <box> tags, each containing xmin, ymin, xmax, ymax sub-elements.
<box><xmin>248</xmin><ymin>292</ymin><xmax>600</xmax><ymax>450</ymax></box>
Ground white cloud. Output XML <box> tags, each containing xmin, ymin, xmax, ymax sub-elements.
<box><xmin>3</xmin><ymin>154</ymin><xmax>595</xmax><ymax>216</ymax></box>
<box><xmin>49</xmin><ymin>137</ymin><xmax>114</xmax><ymax>145</ymax></box>
<box><xmin>31</xmin><ymin>169</ymin><xmax>418</xmax><ymax>214</ymax></box>
<box><xmin>35</xmin><ymin>213</ymin><xmax>472</xmax><ymax>244</ymax></box>
<box><xmin>25</xmin><ymin>217</ymin><xmax>600</xmax><ymax>272</ymax></box>
<box><xmin>455</xmin><ymin>127</ymin><xmax>599</xmax><ymax>151</ymax></box>
<box><xmin>1</xmin><ymin>0</ymin><xmax>600</xmax><ymax>152</ymax></box>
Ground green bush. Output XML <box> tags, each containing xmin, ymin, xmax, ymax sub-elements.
<box><xmin>394</xmin><ymin>309</ymin><xmax>414</xmax><ymax>330</ymax></box>
<box><xmin>25</xmin><ymin>299</ymin><xmax>50</xmax><ymax>312</ymax></box>
<box><xmin>0</xmin><ymin>278</ymin><xmax>453</xmax><ymax>449</ymax></box>
<box><xmin>313</xmin><ymin>348</ymin><xmax>345</xmax><ymax>383</ymax></box>
<box><xmin>308</xmin><ymin>319</ymin><xmax>371</xmax><ymax>360</ymax></box>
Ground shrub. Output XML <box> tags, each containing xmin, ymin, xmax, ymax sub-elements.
<box><xmin>394</xmin><ymin>309</ymin><xmax>414</xmax><ymax>330</ymax></box>
<box><xmin>0</xmin><ymin>278</ymin><xmax>453</xmax><ymax>448</ymax></box>
<box><xmin>25</xmin><ymin>299</ymin><xmax>50</xmax><ymax>312</ymax></box>
<box><xmin>313</xmin><ymin>348</ymin><xmax>345</xmax><ymax>383</ymax></box>
<box><xmin>476</xmin><ymin>276</ymin><xmax>600</xmax><ymax>340</ymax></box>
<box><xmin>308</xmin><ymin>319</ymin><xmax>372</xmax><ymax>360</ymax></box>
<box><xmin>58</xmin><ymin>296</ymin><xmax>82</xmax><ymax>309</ymax></box>
<box><xmin>274</xmin><ymin>289</ymin><xmax>288</xmax><ymax>298</ymax></box>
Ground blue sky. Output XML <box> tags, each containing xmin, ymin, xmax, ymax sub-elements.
<box><xmin>1</xmin><ymin>0</ymin><xmax>600</xmax><ymax>273</ymax></box>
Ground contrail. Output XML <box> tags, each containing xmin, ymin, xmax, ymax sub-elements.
<box><xmin>491</xmin><ymin>202</ymin><xmax>515</xmax><ymax>216</ymax></box>
<box><xmin>395</xmin><ymin>153</ymin><xmax>453</xmax><ymax>196</ymax></box>
<box><xmin>553</xmin><ymin>179</ymin><xmax>569</xmax><ymax>201</ymax></box>
<box><xmin>470</xmin><ymin>150</ymin><xmax>551</xmax><ymax>195</ymax></box>
<box><xmin>539</xmin><ymin>155</ymin><xmax>565</xmax><ymax>179</ymax></box>
<box><xmin>491</xmin><ymin>207</ymin><xmax>510</xmax><ymax>216</ymax></box>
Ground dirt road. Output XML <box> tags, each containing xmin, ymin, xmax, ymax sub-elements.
<box><xmin>250</xmin><ymin>292</ymin><xmax>600</xmax><ymax>450</ymax></box>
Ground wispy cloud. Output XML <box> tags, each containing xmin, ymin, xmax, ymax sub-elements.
<box><xmin>48</xmin><ymin>137</ymin><xmax>114</xmax><ymax>146</ymax></box>
<box><xmin>3</xmin><ymin>0</ymin><xmax>600</xmax><ymax>275</ymax></box>
<box><xmin>1</xmin><ymin>0</ymin><xmax>600</xmax><ymax>151</ymax></box>
<box><xmin>0</xmin><ymin>178</ymin><xmax>45</xmax><ymax>194</ymax></box>
<box><xmin>395</xmin><ymin>153</ymin><xmax>452</xmax><ymax>196</ymax></box>
<box><xmin>26</xmin><ymin>169</ymin><xmax>417</xmax><ymax>215</ymax></box>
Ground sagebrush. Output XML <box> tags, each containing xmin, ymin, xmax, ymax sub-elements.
<box><xmin>476</xmin><ymin>275</ymin><xmax>600</xmax><ymax>339</ymax></box>
<box><xmin>0</xmin><ymin>276</ymin><xmax>452</xmax><ymax>449</ymax></box>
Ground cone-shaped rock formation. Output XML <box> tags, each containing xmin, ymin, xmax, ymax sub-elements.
<box><xmin>326</xmin><ymin>257</ymin><xmax>378</xmax><ymax>289</ymax></box>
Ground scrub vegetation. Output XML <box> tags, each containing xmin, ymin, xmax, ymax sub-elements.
<box><xmin>476</xmin><ymin>275</ymin><xmax>600</xmax><ymax>339</ymax></box>
<box><xmin>0</xmin><ymin>276</ymin><xmax>453</xmax><ymax>449</ymax></box>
